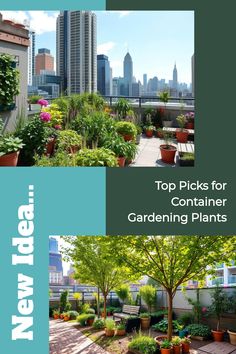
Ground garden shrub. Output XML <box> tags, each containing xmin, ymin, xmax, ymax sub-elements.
<box><xmin>115</xmin><ymin>121</ymin><xmax>137</xmax><ymax>138</ymax></box>
<box><xmin>0</xmin><ymin>54</ymin><xmax>19</xmax><ymax>109</ymax></box>
<box><xmin>92</xmin><ymin>318</ymin><xmax>105</xmax><ymax>329</ymax></box>
<box><xmin>59</xmin><ymin>290</ymin><xmax>71</xmax><ymax>313</ymax></box>
<box><xmin>57</xmin><ymin>129</ymin><xmax>82</xmax><ymax>152</ymax></box>
<box><xmin>152</xmin><ymin>319</ymin><xmax>183</xmax><ymax>333</ymax></box>
<box><xmin>85</xmin><ymin>308</ymin><xmax>95</xmax><ymax>314</ymax></box>
<box><xmin>76</xmin><ymin>148</ymin><xmax>118</xmax><ymax>167</ymax></box>
<box><xmin>66</xmin><ymin>311</ymin><xmax>79</xmax><ymax>320</ymax></box>
<box><xmin>34</xmin><ymin>152</ymin><xmax>76</xmax><ymax>167</ymax></box>
<box><xmin>128</xmin><ymin>335</ymin><xmax>157</xmax><ymax>354</ymax></box>
<box><xmin>139</xmin><ymin>285</ymin><xmax>157</xmax><ymax>313</ymax></box>
<box><xmin>186</xmin><ymin>324</ymin><xmax>211</xmax><ymax>338</ymax></box>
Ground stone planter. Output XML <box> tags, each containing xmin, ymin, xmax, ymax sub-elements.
<box><xmin>228</xmin><ymin>330</ymin><xmax>236</xmax><ymax>345</ymax></box>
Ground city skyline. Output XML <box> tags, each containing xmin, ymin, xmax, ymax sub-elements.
<box><xmin>1</xmin><ymin>10</ymin><xmax>194</xmax><ymax>84</ymax></box>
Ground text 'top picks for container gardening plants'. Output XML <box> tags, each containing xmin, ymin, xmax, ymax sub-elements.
<box><xmin>160</xmin><ymin>130</ymin><xmax>177</xmax><ymax>164</ymax></box>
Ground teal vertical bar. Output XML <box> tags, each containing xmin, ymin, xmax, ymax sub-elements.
<box><xmin>0</xmin><ymin>0</ymin><xmax>106</xmax><ymax>10</ymax></box>
<box><xmin>0</xmin><ymin>168</ymin><xmax>106</xmax><ymax>354</ymax></box>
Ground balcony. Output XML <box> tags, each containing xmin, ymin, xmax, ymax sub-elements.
<box><xmin>212</xmin><ymin>277</ymin><xmax>224</xmax><ymax>285</ymax></box>
<box><xmin>228</xmin><ymin>275</ymin><xmax>236</xmax><ymax>284</ymax></box>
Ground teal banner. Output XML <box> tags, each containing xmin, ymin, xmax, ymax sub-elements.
<box><xmin>0</xmin><ymin>168</ymin><xmax>105</xmax><ymax>354</ymax></box>
<box><xmin>0</xmin><ymin>0</ymin><xmax>106</xmax><ymax>10</ymax></box>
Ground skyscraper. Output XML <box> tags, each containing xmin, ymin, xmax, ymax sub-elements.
<box><xmin>97</xmin><ymin>54</ymin><xmax>110</xmax><ymax>96</ymax></box>
<box><xmin>191</xmin><ymin>54</ymin><xmax>194</xmax><ymax>96</ymax></box>
<box><xmin>172</xmin><ymin>63</ymin><xmax>178</xmax><ymax>90</ymax></box>
<box><xmin>49</xmin><ymin>237</ymin><xmax>63</xmax><ymax>285</ymax></box>
<box><xmin>27</xmin><ymin>29</ymin><xmax>35</xmax><ymax>86</ymax></box>
<box><xmin>143</xmin><ymin>74</ymin><xmax>147</xmax><ymax>94</ymax></box>
<box><xmin>123</xmin><ymin>52</ymin><xmax>133</xmax><ymax>96</ymax></box>
<box><xmin>35</xmin><ymin>48</ymin><xmax>54</xmax><ymax>75</ymax></box>
<box><xmin>56</xmin><ymin>11</ymin><xmax>97</xmax><ymax>95</ymax></box>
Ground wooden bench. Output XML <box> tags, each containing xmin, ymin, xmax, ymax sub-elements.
<box><xmin>113</xmin><ymin>305</ymin><xmax>140</xmax><ymax>321</ymax></box>
<box><xmin>163</xmin><ymin>127</ymin><xmax>194</xmax><ymax>135</ymax></box>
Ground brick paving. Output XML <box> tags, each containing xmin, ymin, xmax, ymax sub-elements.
<box><xmin>198</xmin><ymin>342</ymin><xmax>236</xmax><ymax>354</ymax></box>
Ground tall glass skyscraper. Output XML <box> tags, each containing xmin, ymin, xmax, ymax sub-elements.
<box><xmin>123</xmin><ymin>52</ymin><xmax>133</xmax><ymax>96</ymax></box>
<box><xmin>97</xmin><ymin>54</ymin><xmax>110</xmax><ymax>96</ymax></box>
<box><xmin>56</xmin><ymin>11</ymin><xmax>97</xmax><ymax>95</ymax></box>
<box><xmin>49</xmin><ymin>237</ymin><xmax>63</xmax><ymax>285</ymax></box>
<box><xmin>172</xmin><ymin>63</ymin><xmax>178</xmax><ymax>90</ymax></box>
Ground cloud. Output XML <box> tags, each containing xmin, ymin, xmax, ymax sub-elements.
<box><xmin>97</xmin><ymin>41</ymin><xmax>116</xmax><ymax>55</ymax></box>
<box><xmin>1</xmin><ymin>11</ymin><xmax>58</xmax><ymax>35</ymax></box>
<box><xmin>117</xmin><ymin>11</ymin><xmax>132</xmax><ymax>18</ymax></box>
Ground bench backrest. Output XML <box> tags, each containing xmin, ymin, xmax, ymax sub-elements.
<box><xmin>122</xmin><ymin>305</ymin><xmax>140</xmax><ymax>315</ymax></box>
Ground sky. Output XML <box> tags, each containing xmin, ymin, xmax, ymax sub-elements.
<box><xmin>1</xmin><ymin>11</ymin><xmax>194</xmax><ymax>84</ymax></box>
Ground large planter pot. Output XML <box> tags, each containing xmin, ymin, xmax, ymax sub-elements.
<box><xmin>176</xmin><ymin>129</ymin><xmax>189</xmax><ymax>143</ymax></box>
<box><xmin>60</xmin><ymin>314</ymin><xmax>64</xmax><ymax>319</ymax></box>
<box><xmin>145</xmin><ymin>129</ymin><xmax>153</xmax><ymax>138</ymax></box>
<box><xmin>155</xmin><ymin>335</ymin><xmax>168</xmax><ymax>345</ymax></box>
<box><xmin>116</xmin><ymin>329</ymin><xmax>126</xmax><ymax>336</ymax></box>
<box><xmin>46</xmin><ymin>138</ymin><xmax>56</xmax><ymax>156</ymax></box>
<box><xmin>182</xmin><ymin>343</ymin><xmax>190</xmax><ymax>353</ymax></box>
<box><xmin>140</xmin><ymin>317</ymin><xmax>151</xmax><ymax>330</ymax></box>
<box><xmin>53</xmin><ymin>314</ymin><xmax>59</xmax><ymax>320</ymax></box>
<box><xmin>186</xmin><ymin>122</ymin><xmax>194</xmax><ymax>129</ymax></box>
<box><xmin>212</xmin><ymin>330</ymin><xmax>224</xmax><ymax>342</ymax></box>
<box><xmin>163</xmin><ymin>120</ymin><xmax>172</xmax><ymax>128</ymax></box>
<box><xmin>64</xmin><ymin>316</ymin><xmax>70</xmax><ymax>321</ymax></box>
<box><xmin>136</xmin><ymin>134</ymin><xmax>141</xmax><ymax>144</ymax></box>
<box><xmin>160</xmin><ymin>348</ymin><xmax>171</xmax><ymax>354</ymax></box>
<box><xmin>0</xmin><ymin>151</ymin><xmax>19</xmax><ymax>166</ymax></box>
<box><xmin>117</xmin><ymin>156</ymin><xmax>126</xmax><ymax>167</ymax></box>
<box><xmin>105</xmin><ymin>328</ymin><xmax>115</xmax><ymax>337</ymax></box>
<box><xmin>173</xmin><ymin>345</ymin><xmax>181</xmax><ymax>354</ymax></box>
<box><xmin>228</xmin><ymin>330</ymin><xmax>236</xmax><ymax>345</ymax></box>
<box><xmin>123</xmin><ymin>134</ymin><xmax>134</xmax><ymax>142</ymax></box>
<box><xmin>160</xmin><ymin>144</ymin><xmax>177</xmax><ymax>164</ymax></box>
<box><xmin>87</xmin><ymin>318</ymin><xmax>95</xmax><ymax>326</ymax></box>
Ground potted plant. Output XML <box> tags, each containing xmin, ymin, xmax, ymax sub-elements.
<box><xmin>136</xmin><ymin>125</ymin><xmax>142</xmax><ymax>144</ymax></box>
<box><xmin>57</xmin><ymin>130</ymin><xmax>82</xmax><ymax>154</ymax></box>
<box><xmin>186</xmin><ymin>324</ymin><xmax>211</xmax><ymax>340</ymax></box>
<box><xmin>209</xmin><ymin>284</ymin><xmax>229</xmax><ymax>342</ymax></box>
<box><xmin>228</xmin><ymin>330</ymin><xmax>236</xmax><ymax>345</ymax></box>
<box><xmin>157</xmin><ymin>128</ymin><xmax>164</xmax><ymax>139</ymax></box>
<box><xmin>0</xmin><ymin>130</ymin><xmax>24</xmax><ymax>166</ymax></box>
<box><xmin>159</xmin><ymin>91</ymin><xmax>172</xmax><ymax>127</ymax></box>
<box><xmin>0</xmin><ymin>54</ymin><xmax>19</xmax><ymax>111</ymax></box>
<box><xmin>116</xmin><ymin>322</ymin><xmax>126</xmax><ymax>336</ymax></box>
<box><xmin>159</xmin><ymin>131</ymin><xmax>177</xmax><ymax>164</ymax></box>
<box><xmin>115</xmin><ymin>121</ymin><xmax>137</xmax><ymax>141</ymax></box>
<box><xmin>77</xmin><ymin>314</ymin><xmax>90</xmax><ymax>326</ymax></box>
<box><xmin>53</xmin><ymin>309</ymin><xmax>60</xmax><ymax>320</ymax></box>
<box><xmin>176</xmin><ymin>114</ymin><xmax>189</xmax><ymax>143</ymax></box>
<box><xmin>185</xmin><ymin>112</ymin><xmax>194</xmax><ymax>129</ymax></box>
<box><xmin>115</xmin><ymin>98</ymin><xmax>131</xmax><ymax>120</ymax></box>
<box><xmin>140</xmin><ymin>313</ymin><xmax>151</xmax><ymax>330</ymax></box>
<box><xmin>171</xmin><ymin>336</ymin><xmax>182</xmax><ymax>354</ymax></box>
<box><xmin>128</xmin><ymin>335</ymin><xmax>157</xmax><ymax>354</ymax></box>
<box><xmin>63</xmin><ymin>313</ymin><xmax>70</xmax><ymax>321</ymax></box>
<box><xmin>160</xmin><ymin>340</ymin><xmax>172</xmax><ymax>354</ymax></box>
<box><xmin>76</xmin><ymin>148</ymin><xmax>118</xmax><ymax>167</ymax></box>
<box><xmin>28</xmin><ymin>95</ymin><xmax>42</xmax><ymax>111</ymax></box>
<box><xmin>87</xmin><ymin>314</ymin><xmax>96</xmax><ymax>326</ymax></box>
<box><xmin>181</xmin><ymin>337</ymin><xmax>191</xmax><ymax>354</ymax></box>
<box><xmin>103</xmin><ymin>135</ymin><xmax>128</xmax><ymax>167</ymax></box>
<box><xmin>143</xmin><ymin>114</ymin><xmax>155</xmax><ymax>137</ymax></box>
<box><xmin>125</xmin><ymin>140</ymin><xmax>137</xmax><ymax>165</ymax></box>
<box><xmin>104</xmin><ymin>318</ymin><xmax>116</xmax><ymax>337</ymax></box>
<box><xmin>179</xmin><ymin>152</ymin><xmax>195</xmax><ymax>167</ymax></box>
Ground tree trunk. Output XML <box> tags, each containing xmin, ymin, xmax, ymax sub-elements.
<box><xmin>167</xmin><ymin>290</ymin><xmax>173</xmax><ymax>341</ymax></box>
<box><xmin>103</xmin><ymin>294</ymin><xmax>107</xmax><ymax>319</ymax></box>
<box><xmin>97</xmin><ymin>288</ymin><xmax>100</xmax><ymax>318</ymax></box>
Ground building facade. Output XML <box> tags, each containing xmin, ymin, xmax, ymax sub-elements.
<box><xmin>97</xmin><ymin>54</ymin><xmax>110</xmax><ymax>96</ymax></box>
<box><xmin>206</xmin><ymin>261</ymin><xmax>236</xmax><ymax>287</ymax></box>
<box><xmin>27</xmin><ymin>30</ymin><xmax>35</xmax><ymax>86</ymax></box>
<box><xmin>123</xmin><ymin>52</ymin><xmax>133</xmax><ymax>96</ymax></box>
<box><xmin>35</xmin><ymin>48</ymin><xmax>54</xmax><ymax>75</ymax></box>
<box><xmin>49</xmin><ymin>237</ymin><xmax>63</xmax><ymax>285</ymax></box>
<box><xmin>56</xmin><ymin>11</ymin><xmax>97</xmax><ymax>95</ymax></box>
<box><xmin>172</xmin><ymin>63</ymin><xmax>178</xmax><ymax>90</ymax></box>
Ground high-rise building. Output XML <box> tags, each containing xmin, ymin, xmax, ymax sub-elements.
<box><xmin>35</xmin><ymin>48</ymin><xmax>54</xmax><ymax>75</ymax></box>
<box><xmin>173</xmin><ymin>63</ymin><xmax>178</xmax><ymax>90</ymax></box>
<box><xmin>143</xmin><ymin>74</ymin><xmax>147</xmax><ymax>94</ymax></box>
<box><xmin>27</xmin><ymin>30</ymin><xmax>35</xmax><ymax>86</ymax></box>
<box><xmin>123</xmin><ymin>52</ymin><xmax>133</xmax><ymax>96</ymax></box>
<box><xmin>97</xmin><ymin>54</ymin><xmax>110</xmax><ymax>96</ymax></box>
<box><xmin>191</xmin><ymin>54</ymin><xmax>195</xmax><ymax>96</ymax></box>
<box><xmin>56</xmin><ymin>11</ymin><xmax>97</xmax><ymax>95</ymax></box>
<box><xmin>49</xmin><ymin>237</ymin><xmax>63</xmax><ymax>285</ymax></box>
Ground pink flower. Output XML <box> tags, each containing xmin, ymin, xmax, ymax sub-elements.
<box><xmin>202</xmin><ymin>307</ymin><xmax>207</xmax><ymax>312</ymax></box>
<box><xmin>38</xmin><ymin>99</ymin><xmax>49</xmax><ymax>107</ymax></box>
<box><xmin>40</xmin><ymin>111</ymin><xmax>51</xmax><ymax>122</ymax></box>
<box><xmin>54</xmin><ymin>124</ymin><xmax>62</xmax><ymax>130</ymax></box>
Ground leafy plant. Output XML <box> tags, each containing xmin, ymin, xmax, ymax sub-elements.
<box><xmin>73</xmin><ymin>292</ymin><xmax>82</xmax><ymax>312</ymax></box>
<box><xmin>115</xmin><ymin>121</ymin><xmax>137</xmax><ymax>138</ymax></box>
<box><xmin>34</xmin><ymin>151</ymin><xmax>76</xmax><ymax>167</ymax></box>
<box><xmin>59</xmin><ymin>290</ymin><xmax>71</xmax><ymax>313</ymax></box>
<box><xmin>139</xmin><ymin>285</ymin><xmax>156</xmax><ymax>313</ymax></box>
<box><xmin>162</xmin><ymin>130</ymin><xmax>174</xmax><ymax>149</ymax></box>
<box><xmin>171</xmin><ymin>336</ymin><xmax>182</xmax><ymax>346</ymax></box>
<box><xmin>159</xmin><ymin>91</ymin><xmax>170</xmax><ymax>104</ymax></box>
<box><xmin>85</xmin><ymin>308</ymin><xmax>96</xmax><ymax>314</ymax></box>
<box><xmin>176</xmin><ymin>114</ymin><xmax>187</xmax><ymax>131</ymax></box>
<box><xmin>178</xmin><ymin>312</ymin><xmax>194</xmax><ymax>327</ymax></box>
<box><xmin>160</xmin><ymin>340</ymin><xmax>172</xmax><ymax>349</ymax></box>
<box><xmin>186</xmin><ymin>324</ymin><xmax>211</xmax><ymax>338</ymax></box>
<box><xmin>152</xmin><ymin>319</ymin><xmax>183</xmax><ymax>333</ymax></box>
<box><xmin>77</xmin><ymin>313</ymin><xmax>90</xmax><ymax>326</ymax></box>
<box><xmin>66</xmin><ymin>310</ymin><xmax>79</xmax><ymax>320</ymax></box>
<box><xmin>28</xmin><ymin>95</ymin><xmax>42</xmax><ymax>104</ymax></box>
<box><xmin>140</xmin><ymin>312</ymin><xmax>150</xmax><ymax>318</ymax></box>
<box><xmin>115</xmin><ymin>284</ymin><xmax>131</xmax><ymax>303</ymax></box>
<box><xmin>76</xmin><ymin>148</ymin><xmax>118</xmax><ymax>167</ymax></box>
<box><xmin>52</xmin><ymin>309</ymin><xmax>60</xmax><ymax>316</ymax></box>
<box><xmin>0</xmin><ymin>136</ymin><xmax>24</xmax><ymax>156</ymax></box>
<box><xmin>128</xmin><ymin>335</ymin><xmax>157</xmax><ymax>354</ymax></box>
<box><xmin>103</xmin><ymin>135</ymin><xmax>129</xmax><ymax>158</ymax></box>
<box><xmin>93</xmin><ymin>318</ymin><xmax>105</xmax><ymax>329</ymax></box>
<box><xmin>209</xmin><ymin>283</ymin><xmax>229</xmax><ymax>331</ymax></box>
<box><xmin>181</xmin><ymin>336</ymin><xmax>191</xmax><ymax>344</ymax></box>
<box><xmin>0</xmin><ymin>54</ymin><xmax>19</xmax><ymax>109</ymax></box>
<box><xmin>57</xmin><ymin>130</ymin><xmax>82</xmax><ymax>153</ymax></box>
<box><xmin>105</xmin><ymin>318</ymin><xmax>116</xmax><ymax>330</ymax></box>
<box><xmin>181</xmin><ymin>152</ymin><xmax>195</xmax><ymax>161</ymax></box>
<box><xmin>117</xmin><ymin>322</ymin><xmax>125</xmax><ymax>330</ymax></box>
<box><xmin>143</xmin><ymin>113</ymin><xmax>155</xmax><ymax>131</ymax></box>
<box><xmin>115</xmin><ymin>98</ymin><xmax>131</xmax><ymax>119</ymax></box>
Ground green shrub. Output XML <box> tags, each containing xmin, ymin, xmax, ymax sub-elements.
<box><xmin>160</xmin><ymin>340</ymin><xmax>172</xmax><ymax>349</ymax></box>
<box><xmin>76</xmin><ymin>148</ymin><xmax>118</xmax><ymax>167</ymax></box>
<box><xmin>17</xmin><ymin>116</ymin><xmax>48</xmax><ymax>165</ymax></box>
<box><xmin>0</xmin><ymin>136</ymin><xmax>24</xmax><ymax>156</ymax></box>
<box><xmin>93</xmin><ymin>318</ymin><xmax>105</xmax><ymax>329</ymax></box>
<box><xmin>152</xmin><ymin>319</ymin><xmax>183</xmax><ymax>333</ymax></box>
<box><xmin>178</xmin><ymin>312</ymin><xmax>194</xmax><ymax>327</ymax></box>
<box><xmin>66</xmin><ymin>311</ymin><xmax>79</xmax><ymax>320</ymax></box>
<box><xmin>186</xmin><ymin>324</ymin><xmax>211</xmax><ymax>338</ymax></box>
<box><xmin>59</xmin><ymin>290</ymin><xmax>71</xmax><ymax>313</ymax></box>
<box><xmin>34</xmin><ymin>151</ymin><xmax>76</xmax><ymax>167</ymax></box>
<box><xmin>117</xmin><ymin>323</ymin><xmax>126</xmax><ymax>330</ymax></box>
<box><xmin>76</xmin><ymin>314</ymin><xmax>93</xmax><ymax>326</ymax></box>
<box><xmin>0</xmin><ymin>54</ymin><xmax>19</xmax><ymax>108</ymax></box>
<box><xmin>116</xmin><ymin>121</ymin><xmax>137</xmax><ymax>138</ymax></box>
<box><xmin>139</xmin><ymin>285</ymin><xmax>157</xmax><ymax>313</ymax></box>
<box><xmin>81</xmin><ymin>303</ymin><xmax>91</xmax><ymax>313</ymax></box>
<box><xmin>115</xmin><ymin>98</ymin><xmax>131</xmax><ymax>119</ymax></box>
<box><xmin>85</xmin><ymin>308</ymin><xmax>95</xmax><ymax>314</ymax></box>
<box><xmin>105</xmin><ymin>318</ymin><xmax>116</xmax><ymax>330</ymax></box>
<box><xmin>140</xmin><ymin>312</ymin><xmax>151</xmax><ymax>318</ymax></box>
<box><xmin>115</xmin><ymin>284</ymin><xmax>131</xmax><ymax>303</ymax></box>
<box><xmin>57</xmin><ymin>130</ymin><xmax>82</xmax><ymax>152</ymax></box>
<box><xmin>128</xmin><ymin>335</ymin><xmax>157</xmax><ymax>354</ymax></box>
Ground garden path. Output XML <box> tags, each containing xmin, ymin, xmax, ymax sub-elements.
<box><xmin>50</xmin><ymin>319</ymin><xmax>110</xmax><ymax>354</ymax></box>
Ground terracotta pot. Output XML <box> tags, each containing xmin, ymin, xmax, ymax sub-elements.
<box><xmin>117</xmin><ymin>156</ymin><xmax>126</xmax><ymax>167</ymax></box>
<box><xmin>0</xmin><ymin>151</ymin><xmax>19</xmax><ymax>166</ymax></box>
<box><xmin>140</xmin><ymin>317</ymin><xmax>151</xmax><ymax>330</ymax></box>
<box><xmin>157</xmin><ymin>131</ymin><xmax>164</xmax><ymax>139</ymax></box>
<box><xmin>155</xmin><ymin>335</ymin><xmax>168</xmax><ymax>344</ymax></box>
<box><xmin>182</xmin><ymin>342</ymin><xmax>190</xmax><ymax>353</ymax></box>
<box><xmin>212</xmin><ymin>330</ymin><xmax>224</xmax><ymax>342</ymax></box>
<box><xmin>105</xmin><ymin>328</ymin><xmax>115</xmax><ymax>337</ymax></box>
<box><xmin>64</xmin><ymin>316</ymin><xmax>69</xmax><ymax>321</ymax></box>
<box><xmin>60</xmin><ymin>314</ymin><xmax>64</xmax><ymax>319</ymax></box>
<box><xmin>123</xmin><ymin>134</ymin><xmax>133</xmax><ymax>142</ymax></box>
<box><xmin>145</xmin><ymin>129</ymin><xmax>153</xmax><ymax>138</ymax></box>
<box><xmin>87</xmin><ymin>318</ymin><xmax>95</xmax><ymax>326</ymax></box>
<box><xmin>116</xmin><ymin>329</ymin><xmax>126</xmax><ymax>336</ymax></box>
<box><xmin>46</xmin><ymin>137</ymin><xmax>56</xmax><ymax>156</ymax></box>
<box><xmin>53</xmin><ymin>314</ymin><xmax>59</xmax><ymax>320</ymax></box>
<box><xmin>228</xmin><ymin>330</ymin><xmax>236</xmax><ymax>345</ymax></box>
<box><xmin>160</xmin><ymin>348</ymin><xmax>172</xmax><ymax>354</ymax></box>
<box><xmin>173</xmin><ymin>345</ymin><xmax>181</xmax><ymax>354</ymax></box>
<box><xmin>186</xmin><ymin>122</ymin><xmax>194</xmax><ymax>129</ymax></box>
<box><xmin>101</xmin><ymin>312</ymin><xmax>106</xmax><ymax>318</ymax></box>
<box><xmin>160</xmin><ymin>144</ymin><xmax>177</xmax><ymax>164</ymax></box>
<box><xmin>176</xmin><ymin>129</ymin><xmax>189</xmax><ymax>143</ymax></box>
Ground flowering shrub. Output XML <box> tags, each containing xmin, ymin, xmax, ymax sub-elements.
<box><xmin>38</xmin><ymin>99</ymin><xmax>48</xmax><ymax>107</ymax></box>
<box><xmin>185</xmin><ymin>112</ymin><xmax>195</xmax><ymax>122</ymax></box>
<box><xmin>40</xmin><ymin>111</ymin><xmax>51</xmax><ymax>122</ymax></box>
<box><xmin>41</xmin><ymin>104</ymin><xmax>63</xmax><ymax>128</ymax></box>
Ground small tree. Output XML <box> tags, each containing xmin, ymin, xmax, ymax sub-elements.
<box><xmin>115</xmin><ymin>284</ymin><xmax>131</xmax><ymax>304</ymax></box>
<box><xmin>209</xmin><ymin>283</ymin><xmax>229</xmax><ymax>331</ymax></box>
<box><xmin>73</xmin><ymin>292</ymin><xmax>82</xmax><ymax>312</ymax></box>
<box><xmin>139</xmin><ymin>285</ymin><xmax>156</xmax><ymax>313</ymax></box>
<box><xmin>59</xmin><ymin>290</ymin><xmax>71</xmax><ymax>313</ymax></box>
